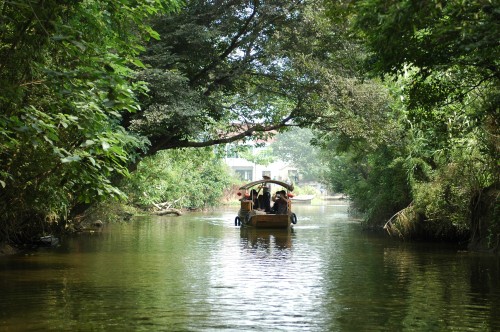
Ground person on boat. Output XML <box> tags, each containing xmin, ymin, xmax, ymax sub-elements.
<box><xmin>270</xmin><ymin>190</ymin><xmax>288</xmax><ymax>214</ymax></box>
<box><xmin>255</xmin><ymin>175</ymin><xmax>272</xmax><ymax>212</ymax></box>
<box><xmin>271</xmin><ymin>190</ymin><xmax>280</xmax><ymax>202</ymax></box>
<box><xmin>250</xmin><ymin>189</ymin><xmax>259</xmax><ymax>209</ymax></box>
<box><xmin>262</xmin><ymin>185</ymin><xmax>271</xmax><ymax>212</ymax></box>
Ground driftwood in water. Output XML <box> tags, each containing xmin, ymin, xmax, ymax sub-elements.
<box><xmin>152</xmin><ymin>200</ymin><xmax>183</xmax><ymax>216</ymax></box>
<box><xmin>154</xmin><ymin>208</ymin><xmax>182</xmax><ymax>216</ymax></box>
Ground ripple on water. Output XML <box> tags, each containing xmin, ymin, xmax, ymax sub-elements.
<box><xmin>1</xmin><ymin>206</ymin><xmax>499</xmax><ymax>332</ymax></box>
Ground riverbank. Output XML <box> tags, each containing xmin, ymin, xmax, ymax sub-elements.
<box><xmin>0</xmin><ymin>243</ymin><xmax>18</xmax><ymax>256</ymax></box>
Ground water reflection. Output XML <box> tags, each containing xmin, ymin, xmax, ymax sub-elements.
<box><xmin>320</xmin><ymin>232</ymin><xmax>500</xmax><ymax>332</ymax></box>
<box><xmin>0</xmin><ymin>205</ymin><xmax>499</xmax><ymax>331</ymax></box>
<box><xmin>240</xmin><ymin>228</ymin><xmax>293</xmax><ymax>250</ymax></box>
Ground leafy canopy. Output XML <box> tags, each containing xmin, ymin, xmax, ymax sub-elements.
<box><xmin>129</xmin><ymin>0</ymin><xmax>381</xmax><ymax>154</ymax></box>
<box><xmin>355</xmin><ymin>0</ymin><xmax>499</xmax><ymax>110</ymax></box>
<box><xmin>0</xmin><ymin>0</ymin><xmax>179</xmax><ymax>241</ymax></box>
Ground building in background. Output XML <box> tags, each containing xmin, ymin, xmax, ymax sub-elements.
<box><xmin>224</xmin><ymin>143</ymin><xmax>298</xmax><ymax>183</ymax></box>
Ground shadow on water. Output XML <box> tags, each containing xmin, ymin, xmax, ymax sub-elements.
<box><xmin>240</xmin><ymin>227</ymin><xmax>294</xmax><ymax>250</ymax></box>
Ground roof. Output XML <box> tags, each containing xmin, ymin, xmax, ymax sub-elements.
<box><xmin>239</xmin><ymin>179</ymin><xmax>294</xmax><ymax>191</ymax></box>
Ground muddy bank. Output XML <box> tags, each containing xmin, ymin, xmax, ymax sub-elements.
<box><xmin>0</xmin><ymin>243</ymin><xmax>19</xmax><ymax>256</ymax></box>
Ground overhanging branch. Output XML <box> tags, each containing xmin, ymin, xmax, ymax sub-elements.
<box><xmin>148</xmin><ymin>114</ymin><xmax>295</xmax><ymax>154</ymax></box>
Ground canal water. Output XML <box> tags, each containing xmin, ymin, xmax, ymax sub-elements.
<box><xmin>1</xmin><ymin>203</ymin><xmax>499</xmax><ymax>331</ymax></box>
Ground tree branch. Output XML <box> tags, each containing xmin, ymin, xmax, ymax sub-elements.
<box><xmin>190</xmin><ymin>3</ymin><xmax>259</xmax><ymax>87</ymax></box>
<box><xmin>148</xmin><ymin>115</ymin><xmax>295</xmax><ymax>154</ymax></box>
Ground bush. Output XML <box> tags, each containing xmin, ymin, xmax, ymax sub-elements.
<box><xmin>122</xmin><ymin>148</ymin><xmax>233</xmax><ymax>210</ymax></box>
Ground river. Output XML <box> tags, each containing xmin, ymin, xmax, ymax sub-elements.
<box><xmin>0</xmin><ymin>203</ymin><xmax>499</xmax><ymax>331</ymax></box>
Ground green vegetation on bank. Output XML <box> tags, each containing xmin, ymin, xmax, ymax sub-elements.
<box><xmin>122</xmin><ymin>148</ymin><xmax>234</xmax><ymax>210</ymax></box>
<box><xmin>334</xmin><ymin>0</ymin><xmax>499</xmax><ymax>248</ymax></box>
<box><xmin>0</xmin><ymin>0</ymin><xmax>181</xmax><ymax>243</ymax></box>
<box><xmin>0</xmin><ymin>0</ymin><xmax>497</xmax><ymax>251</ymax></box>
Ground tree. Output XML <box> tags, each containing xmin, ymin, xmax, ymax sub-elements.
<box><xmin>355</xmin><ymin>0</ymin><xmax>499</xmax><ymax>109</ymax></box>
<box><xmin>127</xmin><ymin>0</ymin><xmax>371</xmax><ymax>154</ymax></box>
<box><xmin>270</xmin><ymin>127</ymin><xmax>325</xmax><ymax>182</ymax></box>
<box><xmin>350</xmin><ymin>0</ymin><xmax>499</xmax><ymax>244</ymax></box>
<box><xmin>123</xmin><ymin>148</ymin><xmax>232</xmax><ymax>209</ymax></box>
<box><xmin>354</xmin><ymin>0</ymin><xmax>499</xmax><ymax>147</ymax></box>
<box><xmin>0</xmin><ymin>0</ymin><xmax>179</xmax><ymax>242</ymax></box>
<box><xmin>239</xmin><ymin>146</ymin><xmax>276</xmax><ymax>167</ymax></box>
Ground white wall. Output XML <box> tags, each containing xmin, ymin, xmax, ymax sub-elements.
<box><xmin>225</xmin><ymin>157</ymin><xmax>297</xmax><ymax>182</ymax></box>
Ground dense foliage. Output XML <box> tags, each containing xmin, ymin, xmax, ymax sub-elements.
<box><xmin>123</xmin><ymin>148</ymin><xmax>233</xmax><ymax>209</ymax></box>
<box><xmin>0</xmin><ymin>0</ymin><xmax>179</xmax><ymax>242</ymax></box>
<box><xmin>0</xmin><ymin>0</ymin><xmax>497</xmax><ymax>251</ymax></box>
<box><xmin>361</xmin><ymin>0</ymin><xmax>498</xmax><ymax>246</ymax></box>
<box><xmin>128</xmin><ymin>0</ymin><xmax>351</xmax><ymax>153</ymax></box>
<box><xmin>316</xmin><ymin>0</ymin><xmax>499</xmax><ymax>247</ymax></box>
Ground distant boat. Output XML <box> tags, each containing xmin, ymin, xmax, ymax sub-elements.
<box><xmin>321</xmin><ymin>194</ymin><xmax>348</xmax><ymax>201</ymax></box>
<box><xmin>235</xmin><ymin>179</ymin><xmax>297</xmax><ymax>229</ymax></box>
<box><xmin>290</xmin><ymin>194</ymin><xmax>314</xmax><ymax>204</ymax></box>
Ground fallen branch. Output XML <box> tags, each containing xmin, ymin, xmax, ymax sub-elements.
<box><xmin>383</xmin><ymin>202</ymin><xmax>414</xmax><ymax>238</ymax></box>
<box><xmin>152</xmin><ymin>197</ymin><xmax>183</xmax><ymax>211</ymax></box>
<box><xmin>153</xmin><ymin>208</ymin><xmax>183</xmax><ymax>216</ymax></box>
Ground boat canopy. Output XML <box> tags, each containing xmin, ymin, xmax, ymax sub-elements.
<box><xmin>239</xmin><ymin>179</ymin><xmax>294</xmax><ymax>191</ymax></box>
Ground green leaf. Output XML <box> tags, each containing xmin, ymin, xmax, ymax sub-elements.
<box><xmin>43</xmin><ymin>135</ymin><xmax>53</xmax><ymax>144</ymax></box>
<box><xmin>145</xmin><ymin>26</ymin><xmax>161</xmax><ymax>40</ymax></box>
<box><xmin>70</xmin><ymin>40</ymin><xmax>87</xmax><ymax>52</ymax></box>
<box><xmin>51</xmin><ymin>35</ymin><xmax>70</xmax><ymax>41</ymax></box>
<box><xmin>130</xmin><ymin>58</ymin><xmax>147</xmax><ymax>69</ymax></box>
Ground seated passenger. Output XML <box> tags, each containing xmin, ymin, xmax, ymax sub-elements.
<box><xmin>258</xmin><ymin>194</ymin><xmax>265</xmax><ymax>210</ymax></box>
<box><xmin>270</xmin><ymin>190</ymin><xmax>288</xmax><ymax>214</ymax></box>
<box><xmin>250</xmin><ymin>189</ymin><xmax>259</xmax><ymax>209</ymax></box>
<box><xmin>262</xmin><ymin>186</ymin><xmax>271</xmax><ymax>212</ymax></box>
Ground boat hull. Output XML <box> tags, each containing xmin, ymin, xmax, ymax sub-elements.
<box><xmin>290</xmin><ymin>195</ymin><xmax>314</xmax><ymax>204</ymax></box>
<box><xmin>238</xmin><ymin>210</ymin><xmax>292</xmax><ymax>229</ymax></box>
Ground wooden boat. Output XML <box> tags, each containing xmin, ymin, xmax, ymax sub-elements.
<box><xmin>235</xmin><ymin>179</ymin><xmax>297</xmax><ymax>229</ymax></box>
<box><xmin>290</xmin><ymin>194</ymin><xmax>314</xmax><ymax>204</ymax></box>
